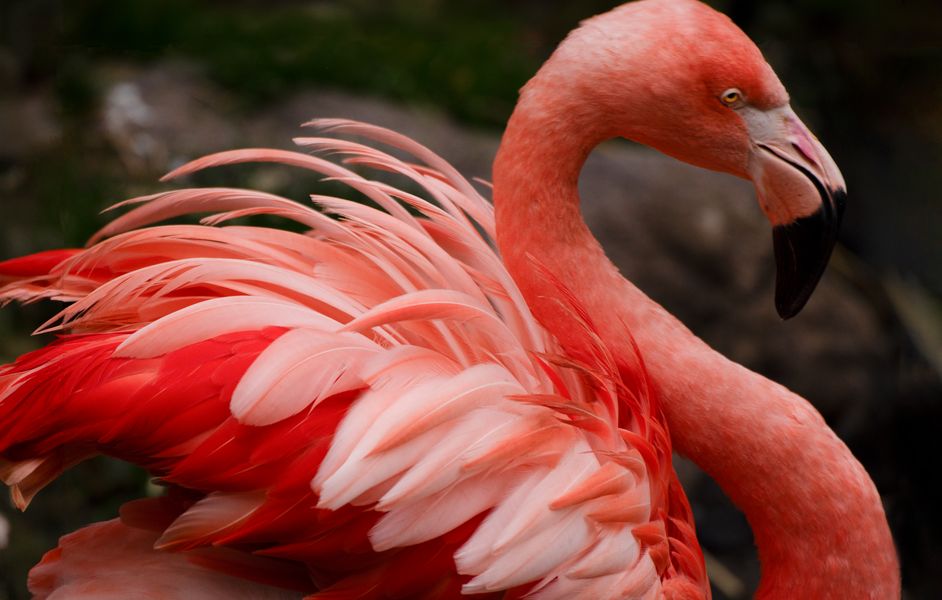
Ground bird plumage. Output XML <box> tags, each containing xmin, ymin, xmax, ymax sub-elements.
<box><xmin>0</xmin><ymin>121</ymin><xmax>704</xmax><ymax>598</ymax></box>
<box><xmin>1</xmin><ymin>0</ymin><xmax>900</xmax><ymax>597</ymax></box>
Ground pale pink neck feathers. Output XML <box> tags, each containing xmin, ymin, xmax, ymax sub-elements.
<box><xmin>495</xmin><ymin>1</ymin><xmax>899</xmax><ymax>597</ymax></box>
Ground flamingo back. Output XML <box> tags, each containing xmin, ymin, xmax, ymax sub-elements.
<box><xmin>0</xmin><ymin>121</ymin><xmax>706</xmax><ymax>599</ymax></box>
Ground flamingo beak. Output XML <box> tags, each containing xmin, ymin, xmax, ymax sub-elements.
<box><xmin>744</xmin><ymin>105</ymin><xmax>847</xmax><ymax>319</ymax></box>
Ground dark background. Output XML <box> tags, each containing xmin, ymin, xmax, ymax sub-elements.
<box><xmin>1</xmin><ymin>1</ymin><xmax>940</xmax><ymax>598</ymax></box>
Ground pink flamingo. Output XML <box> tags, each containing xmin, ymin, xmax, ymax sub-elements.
<box><xmin>0</xmin><ymin>1</ymin><xmax>899</xmax><ymax>598</ymax></box>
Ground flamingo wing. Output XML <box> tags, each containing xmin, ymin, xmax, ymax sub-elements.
<box><xmin>28</xmin><ymin>517</ymin><xmax>305</xmax><ymax>600</ymax></box>
<box><xmin>0</xmin><ymin>121</ymin><xmax>705</xmax><ymax>599</ymax></box>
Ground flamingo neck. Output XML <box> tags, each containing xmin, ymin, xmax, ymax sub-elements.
<box><xmin>493</xmin><ymin>88</ymin><xmax>899</xmax><ymax>598</ymax></box>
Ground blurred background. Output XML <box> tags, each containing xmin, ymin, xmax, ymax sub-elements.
<box><xmin>0</xmin><ymin>0</ymin><xmax>939</xmax><ymax>598</ymax></box>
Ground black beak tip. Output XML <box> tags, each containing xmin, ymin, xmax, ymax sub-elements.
<box><xmin>772</xmin><ymin>202</ymin><xmax>842</xmax><ymax>320</ymax></box>
<box><xmin>775</xmin><ymin>293</ymin><xmax>805</xmax><ymax>321</ymax></box>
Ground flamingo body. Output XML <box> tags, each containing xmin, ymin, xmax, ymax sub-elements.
<box><xmin>1</xmin><ymin>1</ymin><xmax>899</xmax><ymax>598</ymax></box>
<box><xmin>0</xmin><ymin>125</ymin><xmax>704</xmax><ymax>598</ymax></box>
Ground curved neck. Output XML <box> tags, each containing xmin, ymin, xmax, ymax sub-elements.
<box><xmin>494</xmin><ymin>87</ymin><xmax>899</xmax><ymax>598</ymax></box>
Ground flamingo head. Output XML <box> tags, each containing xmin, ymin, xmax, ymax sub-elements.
<box><xmin>552</xmin><ymin>0</ymin><xmax>847</xmax><ymax>318</ymax></box>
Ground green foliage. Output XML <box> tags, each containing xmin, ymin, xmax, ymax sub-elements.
<box><xmin>61</xmin><ymin>0</ymin><xmax>539</xmax><ymax>127</ymax></box>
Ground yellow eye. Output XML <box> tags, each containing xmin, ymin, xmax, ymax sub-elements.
<box><xmin>720</xmin><ymin>88</ymin><xmax>743</xmax><ymax>107</ymax></box>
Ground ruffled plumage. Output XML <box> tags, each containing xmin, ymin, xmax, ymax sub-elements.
<box><xmin>0</xmin><ymin>120</ymin><xmax>705</xmax><ymax>599</ymax></box>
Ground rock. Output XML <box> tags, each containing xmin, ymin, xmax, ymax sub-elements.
<box><xmin>0</xmin><ymin>93</ymin><xmax>60</xmax><ymax>160</ymax></box>
<box><xmin>97</xmin><ymin>63</ymin><xmax>238</xmax><ymax>175</ymax></box>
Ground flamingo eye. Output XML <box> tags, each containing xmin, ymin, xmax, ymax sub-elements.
<box><xmin>720</xmin><ymin>88</ymin><xmax>743</xmax><ymax>107</ymax></box>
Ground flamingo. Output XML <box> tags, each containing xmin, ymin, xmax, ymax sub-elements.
<box><xmin>0</xmin><ymin>0</ymin><xmax>899</xmax><ymax>598</ymax></box>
